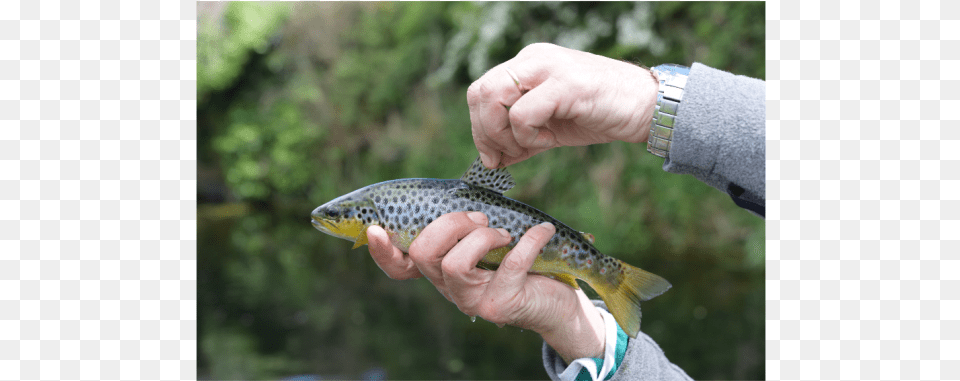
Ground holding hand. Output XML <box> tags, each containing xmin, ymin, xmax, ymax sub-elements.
<box><xmin>366</xmin><ymin>211</ymin><xmax>605</xmax><ymax>363</ymax></box>
<box><xmin>467</xmin><ymin>43</ymin><xmax>659</xmax><ymax>169</ymax></box>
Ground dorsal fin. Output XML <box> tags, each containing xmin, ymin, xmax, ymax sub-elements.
<box><xmin>460</xmin><ymin>156</ymin><xmax>515</xmax><ymax>194</ymax></box>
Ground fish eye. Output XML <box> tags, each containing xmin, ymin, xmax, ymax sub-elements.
<box><xmin>325</xmin><ymin>207</ymin><xmax>340</xmax><ymax>218</ymax></box>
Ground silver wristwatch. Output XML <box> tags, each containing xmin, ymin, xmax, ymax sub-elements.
<box><xmin>646</xmin><ymin>64</ymin><xmax>691</xmax><ymax>158</ymax></box>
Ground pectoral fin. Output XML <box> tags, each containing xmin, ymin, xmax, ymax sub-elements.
<box><xmin>352</xmin><ymin>227</ymin><xmax>370</xmax><ymax>249</ymax></box>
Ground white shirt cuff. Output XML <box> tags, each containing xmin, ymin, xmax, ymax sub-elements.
<box><xmin>556</xmin><ymin>307</ymin><xmax>619</xmax><ymax>381</ymax></box>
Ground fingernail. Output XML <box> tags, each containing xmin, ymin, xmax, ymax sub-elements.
<box><xmin>467</xmin><ymin>212</ymin><xmax>487</xmax><ymax>225</ymax></box>
<box><xmin>496</xmin><ymin>228</ymin><xmax>510</xmax><ymax>238</ymax></box>
<box><xmin>538</xmin><ymin>222</ymin><xmax>555</xmax><ymax>232</ymax></box>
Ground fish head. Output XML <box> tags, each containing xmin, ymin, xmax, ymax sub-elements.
<box><xmin>311</xmin><ymin>190</ymin><xmax>380</xmax><ymax>247</ymax></box>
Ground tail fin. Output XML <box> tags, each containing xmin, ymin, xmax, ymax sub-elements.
<box><xmin>592</xmin><ymin>261</ymin><xmax>671</xmax><ymax>338</ymax></box>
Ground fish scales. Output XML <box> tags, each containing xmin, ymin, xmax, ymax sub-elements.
<box><xmin>311</xmin><ymin>157</ymin><xmax>671</xmax><ymax>337</ymax></box>
<box><xmin>356</xmin><ymin>178</ymin><xmax>621</xmax><ymax>280</ymax></box>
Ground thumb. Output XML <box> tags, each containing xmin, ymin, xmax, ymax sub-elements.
<box><xmin>507</xmin><ymin>77</ymin><xmax>566</xmax><ymax>150</ymax></box>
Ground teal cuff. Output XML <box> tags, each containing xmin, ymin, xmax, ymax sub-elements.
<box><xmin>574</xmin><ymin>322</ymin><xmax>629</xmax><ymax>381</ymax></box>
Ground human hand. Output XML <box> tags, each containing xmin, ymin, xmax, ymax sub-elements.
<box><xmin>467</xmin><ymin>42</ymin><xmax>659</xmax><ymax>169</ymax></box>
<box><xmin>366</xmin><ymin>211</ymin><xmax>605</xmax><ymax>362</ymax></box>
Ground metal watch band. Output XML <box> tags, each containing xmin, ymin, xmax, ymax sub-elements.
<box><xmin>647</xmin><ymin>64</ymin><xmax>691</xmax><ymax>158</ymax></box>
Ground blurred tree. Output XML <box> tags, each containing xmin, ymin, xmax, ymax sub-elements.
<box><xmin>198</xmin><ymin>2</ymin><xmax>765</xmax><ymax>380</ymax></box>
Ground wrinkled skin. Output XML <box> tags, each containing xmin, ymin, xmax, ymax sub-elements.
<box><xmin>366</xmin><ymin>212</ymin><xmax>605</xmax><ymax>363</ymax></box>
<box><xmin>366</xmin><ymin>42</ymin><xmax>662</xmax><ymax>363</ymax></box>
<box><xmin>467</xmin><ymin>42</ymin><xmax>658</xmax><ymax>169</ymax></box>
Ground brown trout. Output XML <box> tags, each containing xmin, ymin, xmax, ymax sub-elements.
<box><xmin>311</xmin><ymin>157</ymin><xmax>670</xmax><ymax>337</ymax></box>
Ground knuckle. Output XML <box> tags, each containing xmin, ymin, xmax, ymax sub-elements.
<box><xmin>466</xmin><ymin>82</ymin><xmax>481</xmax><ymax>104</ymax></box>
<box><xmin>440</xmin><ymin>257</ymin><xmax>461</xmax><ymax>276</ymax></box>
<box><xmin>407</xmin><ymin>240</ymin><xmax>425</xmax><ymax>260</ymax></box>
<box><xmin>511</xmin><ymin>124</ymin><xmax>538</xmax><ymax>147</ymax></box>
<box><xmin>499</xmin><ymin>253</ymin><xmax>529</xmax><ymax>273</ymax></box>
<box><xmin>520</xmin><ymin>42</ymin><xmax>553</xmax><ymax>56</ymax></box>
<box><xmin>467</xmin><ymin>78</ymin><xmax>493</xmax><ymax>104</ymax></box>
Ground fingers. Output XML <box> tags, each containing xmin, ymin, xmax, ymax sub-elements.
<box><xmin>408</xmin><ymin>211</ymin><xmax>490</xmax><ymax>290</ymax></box>
<box><xmin>467</xmin><ymin>58</ymin><xmax>543</xmax><ymax>168</ymax></box>
<box><xmin>366</xmin><ymin>225</ymin><xmax>422</xmax><ymax>280</ymax></box>
<box><xmin>440</xmin><ymin>227</ymin><xmax>513</xmax><ymax>314</ymax></box>
<box><xmin>468</xmin><ymin>64</ymin><xmax>536</xmax><ymax>169</ymax></box>
<box><xmin>470</xmin><ymin>66</ymin><xmax>569</xmax><ymax>169</ymax></box>
<box><xmin>485</xmin><ymin>222</ymin><xmax>556</xmax><ymax>299</ymax></box>
<box><xmin>508</xmin><ymin>77</ymin><xmax>564</xmax><ymax>149</ymax></box>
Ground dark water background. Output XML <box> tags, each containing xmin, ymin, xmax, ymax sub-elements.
<box><xmin>197</xmin><ymin>2</ymin><xmax>765</xmax><ymax>379</ymax></box>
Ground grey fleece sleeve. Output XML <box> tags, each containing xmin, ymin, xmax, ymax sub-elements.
<box><xmin>663</xmin><ymin>62</ymin><xmax>765</xmax><ymax>216</ymax></box>
<box><xmin>541</xmin><ymin>301</ymin><xmax>693</xmax><ymax>381</ymax></box>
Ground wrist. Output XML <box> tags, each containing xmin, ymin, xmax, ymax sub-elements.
<box><xmin>538</xmin><ymin>290</ymin><xmax>605</xmax><ymax>364</ymax></box>
<box><xmin>637</xmin><ymin>65</ymin><xmax>659</xmax><ymax>144</ymax></box>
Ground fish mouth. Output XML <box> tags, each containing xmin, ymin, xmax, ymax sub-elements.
<box><xmin>311</xmin><ymin>215</ymin><xmax>334</xmax><ymax>233</ymax></box>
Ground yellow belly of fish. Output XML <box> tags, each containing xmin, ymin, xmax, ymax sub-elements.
<box><xmin>479</xmin><ymin>247</ymin><xmax>583</xmax><ymax>290</ymax></box>
<box><xmin>385</xmin><ymin>230</ymin><xmax>584</xmax><ymax>291</ymax></box>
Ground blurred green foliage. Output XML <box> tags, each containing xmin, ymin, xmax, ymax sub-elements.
<box><xmin>198</xmin><ymin>2</ymin><xmax>765</xmax><ymax>380</ymax></box>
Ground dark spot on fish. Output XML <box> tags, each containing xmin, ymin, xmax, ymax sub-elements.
<box><xmin>388</xmin><ymin>205</ymin><xmax>395</xmax><ymax>213</ymax></box>
<box><xmin>590</xmin><ymin>248</ymin><xmax>597</xmax><ymax>255</ymax></box>
<box><xmin>580</xmin><ymin>243</ymin><xmax>588</xmax><ymax>251</ymax></box>
<box><xmin>426</xmin><ymin>217</ymin><xmax>433</xmax><ymax>224</ymax></box>
<box><xmin>375</xmin><ymin>196</ymin><xmax>382</xmax><ymax>203</ymax></box>
<box><xmin>402</xmin><ymin>216</ymin><xmax>409</xmax><ymax>224</ymax></box>
<box><xmin>401</xmin><ymin>195</ymin><xmax>407</xmax><ymax>202</ymax></box>
<box><xmin>432</xmin><ymin>197</ymin><xmax>439</xmax><ymax>204</ymax></box>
